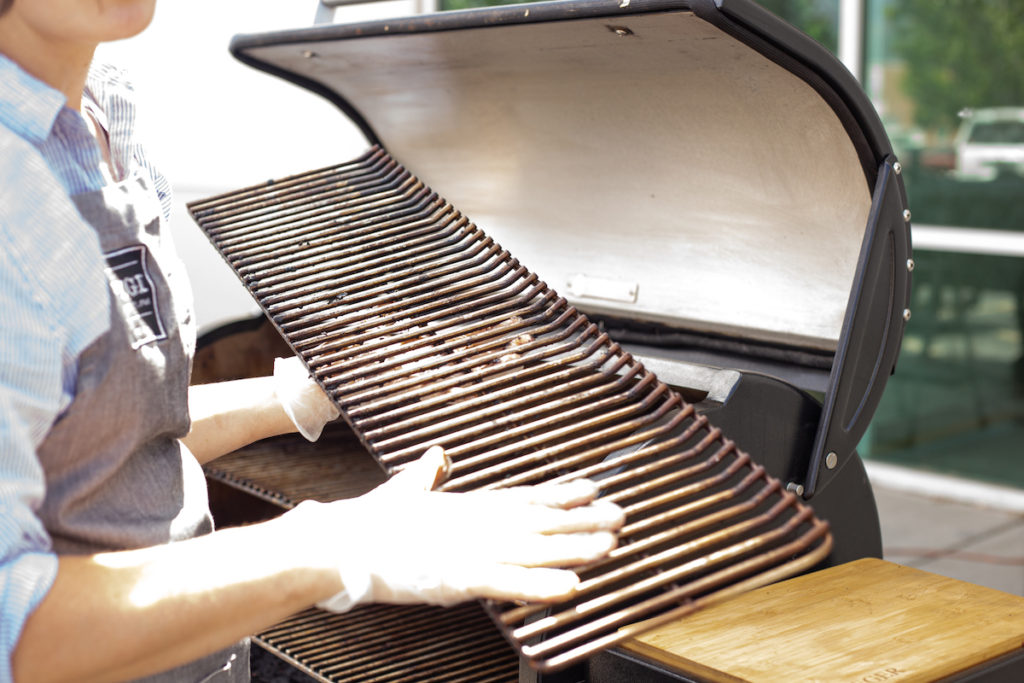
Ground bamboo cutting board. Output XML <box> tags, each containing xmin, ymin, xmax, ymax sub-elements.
<box><xmin>621</xmin><ymin>558</ymin><xmax>1024</xmax><ymax>682</ymax></box>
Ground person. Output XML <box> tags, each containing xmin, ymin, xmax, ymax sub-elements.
<box><xmin>0</xmin><ymin>1</ymin><xmax>624</xmax><ymax>681</ymax></box>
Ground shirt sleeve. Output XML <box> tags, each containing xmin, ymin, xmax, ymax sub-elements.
<box><xmin>0</xmin><ymin>240</ymin><xmax>61</xmax><ymax>683</ymax></box>
<box><xmin>0</xmin><ymin>132</ymin><xmax>106</xmax><ymax>683</ymax></box>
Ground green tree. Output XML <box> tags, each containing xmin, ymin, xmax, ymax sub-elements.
<box><xmin>890</xmin><ymin>0</ymin><xmax>1024</xmax><ymax>131</ymax></box>
<box><xmin>756</xmin><ymin>0</ymin><xmax>839</xmax><ymax>53</ymax></box>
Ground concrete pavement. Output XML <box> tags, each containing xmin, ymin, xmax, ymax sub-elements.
<box><xmin>867</xmin><ymin>461</ymin><xmax>1024</xmax><ymax>596</ymax></box>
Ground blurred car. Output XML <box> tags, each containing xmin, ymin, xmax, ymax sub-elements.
<box><xmin>954</xmin><ymin>107</ymin><xmax>1024</xmax><ymax>181</ymax></box>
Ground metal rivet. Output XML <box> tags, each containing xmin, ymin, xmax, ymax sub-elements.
<box><xmin>903</xmin><ymin>209</ymin><xmax>912</xmax><ymax>222</ymax></box>
<box><xmin>907</xmin><ymin>258</ymin><xmax>915</xmax><ymax>272</ymax></box>
<box><xmin>893</xmin><ymin>161</ymin><xmax>902</xmax><ymax>175</ymax></box>
<box><xmin>786</xmin><ymin>482</ymin><xmax>805</xmax><ymax>497</ymax></box>
<box><xmin>825</xmin><ymin>452</ymin><xmax>838</xmax><ymax>469</ymax></box>
<box><xmin>903</xmin><ymin>308</ymin><xmax>912</xmax><ymax>321</ymax></box>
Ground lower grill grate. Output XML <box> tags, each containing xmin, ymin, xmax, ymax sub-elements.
<box><xmin>258</xmin><ymin>603</ymin><xmax>518</xmax><ymax>683</ymax></box>
<box><xmin>189</xmin><ymin>146</ymin><xmax>832</xmax><ymax>673</ymax></box>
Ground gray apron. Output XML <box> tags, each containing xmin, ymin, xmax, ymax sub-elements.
<box><xmin>36</xmin><ymin>174</ymin><xmax>249</xmax><ymax>682</ymax></box>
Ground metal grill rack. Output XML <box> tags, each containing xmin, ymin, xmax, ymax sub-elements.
<box><xmin>259</xmin><ymin>603</ymin><xmax>519</xmax><ymax>683</ymax></box>
<box><xmin>188</xmin><ymin>146</ymin><xmax>832</xmax><ymax>673</ymax></box>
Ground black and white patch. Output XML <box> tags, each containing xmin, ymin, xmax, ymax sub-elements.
<box><xmin>103</xmin><ymin>245</ymin><xmax>167</xmax><ymax>349</ymax></box>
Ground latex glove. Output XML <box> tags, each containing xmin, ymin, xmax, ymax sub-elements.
<box><xmin>304</xmin><ymin>445</ymin><xmax>624</xmax><ymax>612</ymax></box>
<box><xmin>273</xmin><ymin>356</ymin><xmax>340</xmax><ymax>441</ymax></box>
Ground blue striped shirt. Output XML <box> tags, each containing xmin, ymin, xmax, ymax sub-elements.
<box><xmin>0</xmin><ymin>53</ymin><xmax>172</xmax><ymax>681</ymax></box>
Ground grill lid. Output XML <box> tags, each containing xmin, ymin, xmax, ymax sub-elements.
<box><xmin>228</xmin><ymin>0</ymin><xmax>894</xmax><ymax>353</ymax></box>
<box><xmin>226</xmin><ymin>0</ymin><xmax>910</xmax><ymax>498</ymax></box>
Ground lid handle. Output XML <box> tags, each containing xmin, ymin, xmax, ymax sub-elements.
<box><xmin>806</xmin><ymin>157</ymin><xmax>912</xmax><ymax>495</ymax></box>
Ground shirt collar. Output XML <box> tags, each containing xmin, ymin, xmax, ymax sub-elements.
<box><xmin>0</xmin><ymin>53</ymin><xmax>69</xmax><ymax>144</ymax></box>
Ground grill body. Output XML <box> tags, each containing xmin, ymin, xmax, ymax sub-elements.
<box><xmin>189</xmin><ymin>0</ymin><xmax>911</xmax><ymax>680</ymax></box>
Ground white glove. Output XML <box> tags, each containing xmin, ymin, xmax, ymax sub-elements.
<box><xmin>273</xmin><ymin>356</ymin><xmax>340</xmax><ymax>441</ymax></box>
<box><xmin>302</xmin><ymin>445</ymin><xmax>624</xmax><ymax>612</ymax></box>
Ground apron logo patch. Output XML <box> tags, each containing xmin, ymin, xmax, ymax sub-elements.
<box><xmin>103</xmin><ymin>245</ymin><xmax>167</xmax><ymax>349</ymax></box>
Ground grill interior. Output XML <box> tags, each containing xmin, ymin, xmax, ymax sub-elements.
<box><xmin>188</xmin><ymin>146</ymin><xmax>833</xmax><ymax>674</ymax></box>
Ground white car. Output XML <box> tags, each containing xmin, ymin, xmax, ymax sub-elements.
<box><xmin>954</xmin><ymin>107</ymin><xmax>1024</xmax><ymax>181</ymax></box>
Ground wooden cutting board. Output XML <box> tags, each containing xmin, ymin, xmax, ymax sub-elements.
<box><xmin>620</xmin><ymin>558</ymin><xmax>1024</xmax><ymax>682</ymax></box>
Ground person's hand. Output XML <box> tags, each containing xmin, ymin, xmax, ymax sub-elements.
<box><xmin>298</xmin><ymin>445</ymin><xmax>624</xmax><ymax>611</ymax></box>
<box><xmin>273</xmin><ymin>356</ymin><xmax>340</xmax><ymax>441</ymax></box>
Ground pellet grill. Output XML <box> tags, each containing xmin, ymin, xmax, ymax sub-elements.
<box><xmin>188</xmin><ymin>0</ymin><xmax>912</xmax><ymax>681</ymax></box>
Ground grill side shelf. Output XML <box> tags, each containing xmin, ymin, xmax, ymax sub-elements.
<box><xmin>187</xmin><ymin>146</ymin><xmax>832</xmax><ymax>672</ymax></box>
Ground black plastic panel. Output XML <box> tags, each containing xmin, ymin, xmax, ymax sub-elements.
<box><xmin>808</xmin><ymin>158</ymin><xmax>912</xmax><ymax>495</ymax></box>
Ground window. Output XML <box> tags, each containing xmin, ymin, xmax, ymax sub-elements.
<box><xmin>861</xmin><ymin>0</ymin><xmax>1024</xmax><ymax>487</ymax></box>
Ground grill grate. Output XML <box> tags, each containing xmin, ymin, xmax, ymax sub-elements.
<box><xmin>258</xmin><ymin>603</ymin><xmax>519</xmax><ymax>683</ymax></box>
<box><xmin>189</xmin><ymin>146</ymin><xmax>832</xmax><ymax>673</ymax></box>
